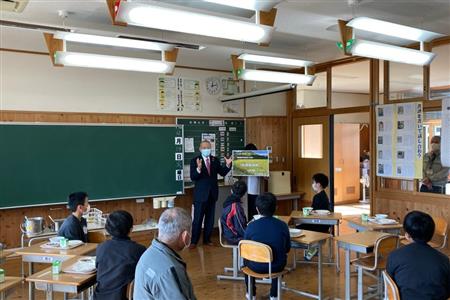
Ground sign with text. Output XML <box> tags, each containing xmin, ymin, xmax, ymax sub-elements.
<box><xmin>232</xmin><ymin>150</ymin><xmax>270</xmax><ymax>176</ymax></box>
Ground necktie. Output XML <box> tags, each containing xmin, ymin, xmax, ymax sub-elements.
<box><xmin>206</xmin><ymin>157</ymin><xmax>211</xmax><ymax>175</ymax></box>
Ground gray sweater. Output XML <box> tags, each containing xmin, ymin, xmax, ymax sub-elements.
<box><xmin>133</xmin><ymin>239</ymin><xmax>196</xmax><ymax>300</ymax></box>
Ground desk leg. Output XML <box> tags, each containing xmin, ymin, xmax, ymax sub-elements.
<box><xmin>318</xmin><ymin>243</ymin><xmax>323</xmax><ymax>300</ymax></box>
<box><xmin>0</xmin><ymin>291</ymin><xmax>5</xmax><ymax>300</ymax></box>
<box><xmin>64</xmin><ymin>293</ymin><xmax>68</xmax><ymax>300</ymax></box>
<box><xmin>345</xmin><ymin>248</ymin><xmax>351</xmax><ymax>300</ymax></box>
<box><xmin>357</xmin><ymin>267</ymin><xmax>363</xmax><ymax>300</ymax></box>
<box><xmin>293</xmin><ymin>198</ymin><xmax>298</xmax><ymax>211</ymax></box>
<box><xmin>46</xmin><ymin>284</ymin><xmax>54</xmax><ymax>300</ymax></box>
<box><xmin>29</xmin><ymin>262</ymin><xmax>35</xmax><ymax>300</ymax></box>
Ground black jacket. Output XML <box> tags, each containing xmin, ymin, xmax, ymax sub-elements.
<box><xmin>190</xmin><ymin>154</ymin><xmax>230</xmax><ymax>203</ymax></box>
<box><xmin>58</xmin><ymin>215</ymin><xmax>88</xmax><ymax>242</ymax></box>
<box><xmin>94</xmin><ymin>237</ymin><xmax>146</xmax><ymax>300</ymax></box>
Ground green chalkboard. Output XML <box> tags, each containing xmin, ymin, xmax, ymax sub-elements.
<box><xmin>0</xmin><ymin>123</ymin><xmax>184</xmax><ymax>209</ymax></box>
<box><xmin>176</xmin><ymin>118</ymin><xmax>245</xmax><ymax>182</ymax></box>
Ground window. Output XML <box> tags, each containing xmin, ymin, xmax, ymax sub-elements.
<box><xmin>430</xmin><ymin>44</ymin><xmax>450</xmax><ymax>100</ymax></box>
<box><xmin>300</xmin><ymin>124</ymin><xmax>323</xmax><ymax>158</ymax></box>
<box><xmin>296</xmin><ymin>72</ymin><xmax>327</xmax><ymax>109</ymax></box>
<box><xmin>332</xmin><ymin>61</ymin><xmax>370</xmax><ymax>108</ymax></box>
<box><xmin>389</xmin><ymin>62</ymin><xmax>423</xmax><ymax>100</ymax></box>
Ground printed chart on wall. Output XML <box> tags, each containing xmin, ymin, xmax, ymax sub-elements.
<box><xmin>177</xmin><ymin>118</ymin><xmax>245</xmax><ymax>182</ymax></box>
<box><xmin>158</xmin><ymin>76</ymin><xmax>201</xmax><ymax>112</ymax></box>
<box><xmin>376</xmin><ymin>102</ymin><xmax>423</xmax><ymax>179</ymax></box>
<box><xmin>441</xmin><ymin>98</ymin><xmax>450</xmax><ymax>167</ymax></box>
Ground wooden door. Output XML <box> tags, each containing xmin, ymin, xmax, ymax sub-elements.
<box><xmin>334</xmin><ymin>123</ymin><xmax>361</xmax><ymax>203</ymax></box>
<box><xmin>293</xmin><ymin>116</ymin><xmax>330</xmax><ymax>202</ymax></box>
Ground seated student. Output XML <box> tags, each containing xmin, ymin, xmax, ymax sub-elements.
<box><xmin>220</xmin><ymin>181</ymin><xmax>248</xmax><ymax>245</ymax></box>
<box><xmin>94</xmin><ymin>210</ymin><xmax>146</xmax><ymax>300</ymax></box>
<box><xmin>244</xmin><ymin>193</ymin><xmax>290</xmax><ymax>300</ymax></box>
<box><xmin>58</xmin><ymin>191</ymin><xmax>90</xmax><ymax>242</ymax></box>
<box><xmin>387</xmin><ymin>211</ymin><xmax>450</xmax><ymax>300</ymax></box>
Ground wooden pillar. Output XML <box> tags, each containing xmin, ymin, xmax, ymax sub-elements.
<box><xmin>369</xmin><ymin>59</ymin><xmax>380</xmax><ymax>215</ymax></box>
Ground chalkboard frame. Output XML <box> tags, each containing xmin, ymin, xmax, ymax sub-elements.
<box><xmin>0</xmin><ymin>122</ymin><xmax>185</xmax><ymax>209</ymax></box>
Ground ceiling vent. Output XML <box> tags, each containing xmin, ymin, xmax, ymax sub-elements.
<box><xmin>1</xmin><ymin>0</ymin><xmax>29</xmax><ymax>13</ymax></box>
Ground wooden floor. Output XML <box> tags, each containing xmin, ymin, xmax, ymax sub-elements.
<box><xmin>3</xmin><ymin>221</ymin><xmax>378</xmax><ymax>300</ymax></box>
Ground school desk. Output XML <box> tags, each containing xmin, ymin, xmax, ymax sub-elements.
<box><xmin>26</xmin><ymin>256</ymin><xmax>96</xmax><ymax>300</ymax></box>
<box><xmin>15</xmin><ymin>242</ymin><xmax>97</xmax><ymax>300</ymax></box>
<box><xmin>0</xmin><ymin>276</ymin><xmax>22</xmax><ymax>300</ymax></box>
<box><xmin>283</xmin><ymin>230</ymin><xmax>331</xmax><ymax>300</ymax></box>
<box><xmin>334</xmin><ymin>231</ymin><xmax>390</xmax><ymax>300</ymax></box>
<box><xmin>345</xmin><ymin>216</ymin><xmax>403</xmax><ymax>235</ymax></box>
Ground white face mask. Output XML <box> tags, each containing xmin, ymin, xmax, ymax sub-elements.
<box><xmin>182</xmin><ymin>231</ymin><xmax>191</xmax><ymax>250</ymax></box>
<box><xmin>312</xmin><ymin>183</ymin><xmax>318</xmax><ymax>192</ymax></box>
<box><xmin>84</xmin><ymin>204</ymin><xmax>91</xmax><ymax>213</ymax></box>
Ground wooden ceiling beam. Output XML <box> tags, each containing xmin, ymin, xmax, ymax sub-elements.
<box><xmin>106</xmin><ymin>0</ymin><xmax>127</xmax><ymax>26</ymax></box>
<box><xmin>43</xmin><ymin>33</ymin><xmax>64</xmax><ymax>67</ymax></box>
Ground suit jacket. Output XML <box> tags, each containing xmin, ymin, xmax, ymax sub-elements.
<box><xmin>190</xmin><ymin>154</ymin><xmax>230</xmax><ymax>203</ymax></box>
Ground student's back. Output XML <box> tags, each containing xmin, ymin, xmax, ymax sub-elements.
<box><xmin>387</xmin><ymin>242</ymin><xmax>450</xmax><ymax>300</ymax></box>
<box><xmin>221</xmin><ymin>194</ymin><xmax>247</xmax><ymax>245</ymax></box>
<box><xmin>244</xmin><ymin>216</ymin><xmax>290</xmax><ymax>272</ymax></box>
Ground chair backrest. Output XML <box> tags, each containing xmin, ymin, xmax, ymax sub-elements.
<box><xmin>373</xmin><ymin>235</ymin><xmax>399</xmax><ymax>268</ymax></box>
<box><xmin>238</xmin><ymin>240</ymin><xmax>272</xmax><ymax>264</ymax></box>
<box><xmin>127</xmin><ymin>280</ymin><xmax>134</xmax><ymax>300</ymax></box>
<box><xmin>431</xmin><ymin>216</ymin><xmax>448</xmax><ymax>249</ymax></box>
<box><xmin>382</xmin><ymin>270</ymin><xmax>400</xmax><ymax>300</ymax></box>
<box><xmin>87</xmin><ymin>231</ymin><xmax>108</xmax><ymax>243</ymax></box>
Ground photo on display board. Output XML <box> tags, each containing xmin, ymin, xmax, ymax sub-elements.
<box><xmin>378</xmin><ymin>164</ymin><xmax>384</xmax><ymax>174</ymax></box>
<box><xmin>378</xmin><ymin>136</ymin><xmax>383</xmax><ymax>145</ymax></box>
<box><xmin>398</xmin><ymin>106</ymin><xmax>404</xmax><ymax>115</ymax></box>
<box><xmin>378</xmin><ymin>150</ymin><xmax>383</xmax><ymax>159</ymax></box>
<box><xmin>378</xmin><ymin>121</ymin><xmax>384</xmax><ymax>132</ymax></box>
<box><xmin>398</xmin><ymin>121</ymin><xmax>405</xmax><ymax>130</ymax></box>
<box><xmin>378</xmin><ymin>108</ymin><xmax>384</xmax><ymax>117</ymax></box>
<box><xmin>397</xmin><ymin>151</ymin><xmax>405</xmax><ymax>159</ymax></box>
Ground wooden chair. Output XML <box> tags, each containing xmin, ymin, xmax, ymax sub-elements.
<box><xmin>352</xmin><ymin>235</ymin><xmax>399</xmax><ymax>299</ymax></box>
<box><xmin>216</xmin><ymin>220</ymin><xmax>243</xmax><ymax>281</ymax></box>
<box><xmin>87</xmin><ymin>230</ymin><xmax>109</xmax><ymax>243</ymax></box>
<box><xmin>239</xmin><ymin>240</ymin><xmax>288</xmax><ymax>300</ymax></box>
<box><xmin>127</xmin><ymin>280</ymin><xmax>134</xmax><ymax>300</ymax></box>
<box><xmin>382</xmin><ymin>270</ymin><xmax>400</xmax><ymax>300</ymax></box>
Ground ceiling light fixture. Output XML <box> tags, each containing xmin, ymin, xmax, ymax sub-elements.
<box><xmin>348</xmin><ymin>39</ymin><xmax>436</xmax><ymax>66</ymax></box>
<box><xmin>202</xmin><ymin>0</ymin><xmax>281</xmax><ymax>11</ymax></box>
<box><xmin>54</xmin><ymin>32</ymin><xmax>175</xmax><ymax>51</ymax></box>
<box><xmin>238</xmin><ymin>69</ymin><xmax>316</xmax><ymax>85</ymax></box>
<box><xmin>115</xmin><ymin>1</ymin><xmax>274</xmax><ymax>44</ymax></box>
<box><xmin>238</xmin><ymin>53</ymin><xmax>314</xmax><ymax>67</ymax></box>
<box><xmin>54</xmin><ymin>51</ymin><xmax>175</xmax><ymax>74</ymax></box>
<box><xmin>347</xmin><ymin>17</ymin><xmax>444</xmax><ymax>42</ymax></box>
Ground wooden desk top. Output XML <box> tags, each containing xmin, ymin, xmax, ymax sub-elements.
<box><xmin>26</xmin><ymin>256</ymin><xmax>96</xmax><ymax>286</ymax></box>
<box><xmin>15</xmin><ymin>242</ymin><xmax>97</xmax><ymax>258</ymax></box>
<box><xmin>290</xmin><ymin>211</ymin><xmax>342</xmax><ymax>220</ymax></box>
<box><xmin>334</xmin><ymin>231</ymin><xmax>390</xmax><ymax>248</ymax></box>
<box><xmin>0</xmin><ymin>276</ymin><xmax>22</xmax><ymax>292</ymax></box>
<box><xmin>345</xmin><ymin>216</ymin><xmax>403</xmax><ymax>230</ymax></box>
<box><xmin>0</xmin><ymin>250</ymin><xmax>15</xmax><ymax>260</ymax></box>
<box><xmin>275</xmin><ymin>192</ymin><xmax>305</xmax><ymax>200</ymax></box>
<box><xmin>291</xmin><ymin>230</ymin><xmax>331</xmax><ymax>245</ymax></box>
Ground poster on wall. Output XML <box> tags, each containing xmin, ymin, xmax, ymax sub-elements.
<box><xmin>158</xmin><ymin>76</ymin><xmax>201</xmax><ymax>112</ymax></box>
<box><xmin>376</xmin><ymin>102</ymin><xmax>423</xmax><ymax>179</ymax></box>
<box><xmin>441</xmin><ymin>98</ymin><xmax>450</xmax><ymax>167</ymax></box>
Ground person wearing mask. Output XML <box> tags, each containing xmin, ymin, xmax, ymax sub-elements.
<box><xmin>189</xmin><ymin>140</ymin><xmax>232</xmax><ymax>248</ymax></box>
<box><xmin>58</xmin><ymin>191</ymin><xmax>90</xmax><ymax>242</ymax></box>
<box><xmin>421</xmin><ymin>136</ymin><xmax>449</xmax><ymax>194</ymax></box>
<box><xmin>133</xmin><ymin>208</ymin><xmax>196</xmax><ymax>300</ymax></box>
<box><xmin>387</xmin><ymin>211</ymin><xmax>450</xmax><ymax>300</ymax></box>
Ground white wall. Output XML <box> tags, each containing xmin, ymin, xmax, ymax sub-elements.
<box><xmin>0</xmin><ymin>51</ymin><xmax>246</xmax><ymax>117</ymax></box>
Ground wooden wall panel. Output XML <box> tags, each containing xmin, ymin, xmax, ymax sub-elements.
<box><xmin>246</xmin><ymin>116</ymin><xmax>288</xmax><ymax>171</ymax></box>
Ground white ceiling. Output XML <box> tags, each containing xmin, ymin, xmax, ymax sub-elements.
<box><xmin>1</xmin><ymin>0</ymin><xmax>449</xmax><ymax>91</ymax></box>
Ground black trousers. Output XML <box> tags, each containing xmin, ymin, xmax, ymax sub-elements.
<box><xmin>191</xmin><ymin>193</ymin><xmax>216</xmax><ymax>245</ymax></box>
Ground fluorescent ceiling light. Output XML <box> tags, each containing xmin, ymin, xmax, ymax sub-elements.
<box><xmin>115</xmin><ymin>2</ymin><xmax>273</xmax><ymax>44</ymax></box>
<box><xmin>347</xmin><ymin>17</ymin><xmax>444</xmax><ymax>42</ymax></box>
<box><xmin>349</xmin><ymin>39</ymin><xmax>436</xmax><ymax>66</ymax></box>
<box><xmin>203</xmin><ymin>0</ymin><xmax>280</xmax><ymax>11</ymax></box>
<box><xmin>238</xmin><ymin>69</ymin><xmax>316</xmax><ymax>85</ymax></box>
<box><xmin>238</xmin><ymin>53</ymin><xmax>314</xmax><ymax>67</ymax></box>
<box><xmin>54</xmin><ymin>51</ymin><xmax>175</xmax><ymax>73</ymax></box>
<box><xmin>54</xmin><ymin>32</ymin><xmax>175</xmax><ymax>52</ymax></box>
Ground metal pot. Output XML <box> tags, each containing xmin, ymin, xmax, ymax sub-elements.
<box><xmin>20</xmin><ymin>217</ymin><xmax>46</xmax><ymax>235</ymax></box>
<box><xmin>50</xmin><ymin>219</ymin><xmax>65</xmax><ymax>232</ymax></box>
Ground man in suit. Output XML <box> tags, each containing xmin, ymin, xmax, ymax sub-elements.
<box><xmin>189</xmin><ymin>140</ymin><xmax>232</xmax><ymax>249</ymax></box>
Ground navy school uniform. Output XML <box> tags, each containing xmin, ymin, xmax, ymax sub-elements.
<box><xmin>94</xmin><ymin>237</ymin><xmax>146</xmax><ymax>300</ymax></box>
<box><xmin>297</xmin><ymin>190</ymin><xmax>331</xmax><ymax>233</ymax></box>
<box><xmin>58</xmin><ymin>215</ymin><xmax>88</xmax><ymax>242</ymax></box>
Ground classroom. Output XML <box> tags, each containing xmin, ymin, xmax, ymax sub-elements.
<box><xmin>0</xmin><ymin>1</ymin><xmax>449</xmax><ymax>299</ymax></box>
